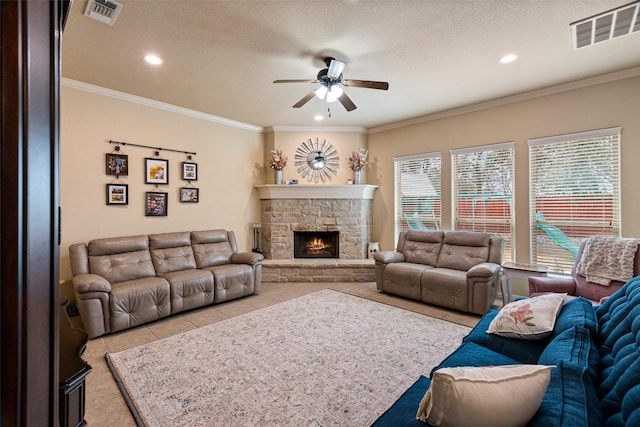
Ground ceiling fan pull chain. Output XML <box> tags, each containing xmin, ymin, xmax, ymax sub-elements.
<box><xmin>328</xmin><ymin>106</ymin><xmax>331</xmax><ymax>118</ymax></box>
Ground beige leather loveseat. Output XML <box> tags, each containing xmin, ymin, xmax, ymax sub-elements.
<box><xmin>69</xmin><ymin>229</ymin><xmax>263</xmax><ymax>338</ymax></box>
<box><xmin>373</xmin><ymin>230</ymin><xmax>503</xmax><ymax>314</ymax></box>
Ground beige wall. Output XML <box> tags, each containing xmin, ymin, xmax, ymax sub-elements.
<box><xmin>267</xmin><ymin>129</ymin><xmax>368</xmax><ymax>184</ymax></box>
<box><xmin>60</xmin><ymin>86</ymin><xmax>264</xmax><ymax>280</ymax></box>
<box><xmin>368</xmin><ymin>75</ymin><xmax>640</xmax><ymax>262</ymax></box>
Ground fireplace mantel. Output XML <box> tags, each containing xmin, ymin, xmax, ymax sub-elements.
<box><xmin>255</xmin><ymin>184</ymin><xmax>377</xmax><ymax>200</ymax></box>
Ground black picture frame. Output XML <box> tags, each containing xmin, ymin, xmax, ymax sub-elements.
<box><xmin>180</xmin><ymin>187</ymin><xmax>199</xmax><ymax>203</ymax></box>
<box><xmin>106</xmin><ymin>153</ymin><xmax>128</xmax><ymax>176</ymax></box>
<box><xmin>145</xmin><ymin>158</ymin><xmax>169</xmax><ymax>185</ymax></box>
<box><xmin>182</xmin><ymin>162</ymin><xmax>197</xmax><ymax>181</ymax></box>
<box><xmin>145</xmin><ymin>191</ymin><xmax>168</xmax><ymax>216</ymax></box>
<box><xmin>106</xmin><ymin>184</ymin><xmax>128</xmax><ymax>205</ymax></box>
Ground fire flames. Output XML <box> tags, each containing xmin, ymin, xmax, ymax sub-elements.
<box><xmin>306</xmin><ymin>238</ymin><xmax>331</xmax><ymax>254</ymax></box>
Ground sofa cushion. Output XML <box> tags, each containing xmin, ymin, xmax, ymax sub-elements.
<box><xmin>191</xmin><ymin>229</ymin><xmax>235</xmax><ymax>268</ymax></box>
<box><xmin>436</xmin><ymin>231</ymin><xmax>490</xmax><ymax>271</ymax></box>
<box><xmin>89</xmin><ymin>249</ymin><xmax>156</xmax><ymax>284</ymax></box>
<box><xmin>598</xmin><ymin>305</ymin><xmax>640</xmax><ymax>424</ymax></box>
<box><xmin>551</xmin><ymin>296</ymin><xmax>598</xmax><ymax>340</ymax></box>
<box><xmin>383</xmin><ymin>263</ymin><xmax>431</xmax><ymax>300</ymax></box>
<box><xmin>204</xmin><ymin>264</ymin><xmax>254</xmax><ymax>303</ymax></box>
<box><xmin>464</xmin><ymin>310</ymin><xmax>547</xmax><ymax>364</ymax></box>
<box><xmin>401</xmin><ymin>230</ymin><xmax>444</xmax><ymax>266</ymax></box>
<box><xmin>87</xmin><ymin>234</ymin><xmax>149</xmax><ymax>256</ymax></box>
<box><xmin>538</xmin><ymin>326</ymin><xmax>600</xmax><ymax>382</ymax></box>
<box><xmin>420</xmin><ymin>268</ymin><xmax>468</xmax><ymax>313</ymax></box>
<box><xmin>161</xmin><ymin>269</ymin><xmax>214</xmax><ymax>314</ymax></box>
<box><xmin>151</xmin><ymin>245</ymin><xmax>197</xmax><ymax>275</ymax></box>
<box><xmin>487</xmin><ymin>293</ymin><xmax>566</xmax><ymax>340</ymax></box>
<box><xmin>596</xmin><ymin>276</ymin><xmax>640</xmax><ymax>349</ymax></box>
<box><xmin>417</xmin><ymin>364</ymin><xmax>553</xmax><ymax>427</ymax></box>
<box><xmin>430</xmin><ymin>341</ymin><xmax>521</xmax><ymax>376</ymax></box>
<box><xmin>149</xmin><ymin>232</ymin><xmax>196</xmax><ymax>276</ymax></box>
<box><xmin>533</xmin><ymin>327</ymin><xmax>604</xmax><ymax>425</ymax></box>
<box><xmin>109</xmin><ymin>277</ymin><xmax>171</xmax><ymax>333</ymax></box>
<box><xmin>528</xmin><ymin>360</ymin><xmax>603</xmax><ymax>427</ymax></box>
<box><xmin>148</xmin><ymin>231</ymin><xmax>191</xmax><ymax>249</ymax></box>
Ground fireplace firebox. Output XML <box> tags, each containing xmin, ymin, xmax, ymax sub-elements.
<box><xmin>294</xmin><ymin>231</ymin><xmax>339</xmax><ymax>258</ymax></box>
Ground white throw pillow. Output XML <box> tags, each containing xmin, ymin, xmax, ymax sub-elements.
<box><xmin>486</xmin><ymin>293</ymin><xmax>566</xmax><ymax>340</ymax></box>
<box><xmin>416</xmin><ymin>364</ymin><xmax>553</xmax><ymax>427</ymax></box>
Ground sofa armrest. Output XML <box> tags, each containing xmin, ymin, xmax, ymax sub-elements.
<box><xmin>231</xmin><ymin>251</ymin><xmax>264</xmax><ymax>266</ymax></box>
<box><xmin>373</xmin><ymin>251</ymin><xmax>405</xmax><ymax>264</ymax></box>
<box><xmin>73</xmin><ymin>273</ymin><xmax>111</xmax><ymax>294</ymax></box>
<box><xmin>467</xmin><ymin>262</ymin><xmax>501</xmax><ymax>279</ymax></box>
<box><xmin>528</xmin><ymin>276</ymin><xmax>576</xmax><ymax>295</ymax></box>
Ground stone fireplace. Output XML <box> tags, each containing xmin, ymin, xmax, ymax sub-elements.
<box><xmin>255</xmin><ymin>185</ymin><xmax>377</xmax><ymax>260</ymax></box>
<box><xmin>294</xmin><ymin>231</ymin><xmax>339</xmax><ymax>258</ymax></box>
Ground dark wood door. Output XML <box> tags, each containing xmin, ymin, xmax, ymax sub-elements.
<box><xmin>1</xmin><ymin>1</ymin><xmax>70</xmax><ymax>425</ymax></box>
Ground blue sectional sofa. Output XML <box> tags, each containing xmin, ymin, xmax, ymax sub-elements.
<box><xmin>373</xmin><ymin>275</ymin><xmax>640</xmax><ymax>426</ymax></box>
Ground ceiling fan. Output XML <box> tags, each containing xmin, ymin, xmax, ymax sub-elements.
<box><xmin>273</xmin><ymin>57</ymin><xmax>389</xmax><ymax>112</ymax></box>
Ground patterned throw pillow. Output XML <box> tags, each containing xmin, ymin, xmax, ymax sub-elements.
<box><xmin>486</xmin><ymin>293</ymin><xmax>566</xmax><ymax>340</ymax></box>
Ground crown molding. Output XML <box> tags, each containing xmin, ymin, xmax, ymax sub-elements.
<box><xmin>266</xmin><ymin>126</ymin><xmax>368</xmax><ymax>134</ymax></box>
<box><xmin>61</xmin><ymin>78</ymin><xmax>264</xmax><ymax>133</ymax></box>
<box><xmin>369</xmin><ymin>66</ymin><xmax>640</xmax><ymax>134</ymax></box>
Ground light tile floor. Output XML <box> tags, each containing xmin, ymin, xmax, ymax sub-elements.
<box><xmin>79</xmin><ymin>282</ymin><xmax>482</xmax><ymax>426</ymax></box>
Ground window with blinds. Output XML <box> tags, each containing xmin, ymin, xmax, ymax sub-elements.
<box><xmin>394</xmin><ymin>153</ymin><xmax>442</xmax><ymax>243</ymax></box>
<box><xmin>529</xmin><ymin>127</ymin><xmax>621</xmax><ymax>274</ymax></box>
<box><xmin>451</xmin><ymin>142</ymin><xmax>514</xmax><ymax>262</ymax></box>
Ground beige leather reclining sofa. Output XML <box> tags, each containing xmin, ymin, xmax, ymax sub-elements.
<box><xmin>373</xmin><ymin>230</ymin><xmax>503</xmax><ymax>315</ymax></box>
<box><xmin>69</xmin><ymin>229</ymin><xmax>263</xmax><ymax>338</ymax></box>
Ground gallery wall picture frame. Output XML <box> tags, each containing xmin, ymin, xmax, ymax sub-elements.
<box><xmin>106</xmin><ymin>183</ymin><xmax>128</xmax><ymax>205</ymax></box>
<box><xmin>180</xmin><ymin>187</ymin><xmax>199</xmax><ymax>203</ymax></box>
<box><xmin>106</xmin><ymin>153</ymin><xmax>129</xmax><ymax>176</ymax></box>
<box><xmin>145</xmin><ymin>191</ymin><xmax>168</xmax><ymax>216</ymax></box>
<box><xmin>182</xmin><ymin>162</ymin><xmax>198</xmax><ymax>181</ymax></box>
<box><xmin>145</xmin><ymin>158</ymin><xmax>169</xmax><ymax>185</ymax></box>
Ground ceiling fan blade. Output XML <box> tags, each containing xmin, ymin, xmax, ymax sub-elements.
<box><xmin>274</xmin><ymin>79</ymin><xmax>318</xmax><ymax>84</ymax></box>
<box><xmin>343</xmin><ymin>79</ymin><xmax>389</xmax><ymax>90</ymax></box>
<box><xmin>327</xmin><ymin>59</ymin><xmax>346</xmax><ymax>78</ymax></box>
<box><xmin>293</xmin><ymin>91</ymin><xmax>317</xmax><ymax>108</ymax></box>
<box><xmin>338</xmin><ymin>92</ymin><xmax>357</xmax><ymax>112</ymax></box>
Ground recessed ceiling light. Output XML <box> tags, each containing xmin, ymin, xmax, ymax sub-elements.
<box><xmin>499</xmin><ymin>54</ymin><xmax>518</xmax><ymax>64</ymax></box>
<box><xmin>314</xmin><ymin>115</ymin><xmax>324</xmax><ymax>121</ymax></box>
<box><xmin>145</xmin><ymin>54</ymin><xmax>163</xmax><ymax>65</ymax></box>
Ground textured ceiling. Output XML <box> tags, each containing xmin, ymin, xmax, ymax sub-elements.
<box><xmin>62</xmin><ymin>0</ymin><xmax>640</xmax><ymax>130</ymax></box>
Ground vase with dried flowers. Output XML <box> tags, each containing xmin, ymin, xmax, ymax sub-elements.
<box><xmin>268</xmin><ymin>149</ymin><xmax>288</xmax><ymax>184</ymax></box>
<box><xmin>348</xmin><ymin>148</ymin><xmax>368</xmax><ymax>184</ymax></box>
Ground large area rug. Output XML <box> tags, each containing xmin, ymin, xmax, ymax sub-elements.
<box><xmin>106</xmin><ymin>290</ymin><xmax>471</xmax><ymax>426</ymax></box>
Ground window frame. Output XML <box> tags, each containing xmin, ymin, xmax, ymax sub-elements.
<box><xmin>393</xmin><ymin>152</ymin><xmax>442</xmax><ymax>244</ymax></box>
<box><xmin>451</xmin><ymin>142</ymin><xmax>515</xmax><ymax>262</ymax></box>
<box><xmin>528</xmin><ymin>127</ymin><xmax>621</xmax><ymax>274</ymax></box>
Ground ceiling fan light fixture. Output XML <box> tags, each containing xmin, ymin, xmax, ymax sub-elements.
<box><xmin>315</xmin><ymin>86</ymin><xmax>328</xmax><ymax>99</ymax></box>
<box><xmin>325</xmin><ymin>85</ymin><xmax>343</xmax><ymax>103</ymax></box>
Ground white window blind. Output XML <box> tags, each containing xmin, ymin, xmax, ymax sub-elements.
<box><xmin>451</xmin><ymin>142</ymin><xmax>514</xmax><ymax>262</ymax></box>
<box><xmin>394</xmin><ymin>153</ymin><xmax>442</xmax><ymax>243</ymax></box>
<box><xmin>529</xmin><ymin>127</ymin><xmax>621</xmax><ymax>274</ymax></box>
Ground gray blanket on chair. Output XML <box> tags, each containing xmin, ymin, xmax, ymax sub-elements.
<box><xmin>576</xmin><ymin>236</ymin><xmax>639</xmax><ymax>286</ymax></box>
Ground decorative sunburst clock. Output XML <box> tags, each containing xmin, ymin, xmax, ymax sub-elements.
<box><xmin>294</xmin><ymin>138</ymin><xmax>339</xmax><ymax>183</ymax></box>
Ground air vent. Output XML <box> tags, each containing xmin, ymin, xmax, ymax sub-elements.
<box><xmin>84</xmin><ymin>0</ymin><xmax>123</xmax><ymax>26</ymax></box>
<box><xmin>571</xmin><ymin>1</ymin><xmax>640</xmax><ymax>50</ymax></box>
